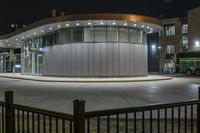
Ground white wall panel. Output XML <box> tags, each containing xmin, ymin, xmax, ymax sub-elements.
<box><xmin>71</xmin><ymin>45</ymin><xmax>76</xmax><ymax>75</ymax></box>
<box><xmin>82</xmin><ymin>44</ymin><xmax>89</xmax><ymax>76</ymax></box>
<box><xmin>88</xmin><ymin>44</ymin><xmax>95</xmax><ymax>76</ymax></box>
<box><xmin>43</xmin><ymin>43</ymin><xmax>147</xmax><ymax>77</ymax></box>
<box><xmin>113</xmin><ymin>43</ymin><xmax>120</xmax><ymax>76</ymax></box>
<box><xmin>134</xmin><ymin>45</ymin><xmax>139</xmax><ymax>75</ymax></box>
<box><xmin>76</xmin><ymin>44</ymin><xmax>82</xmax><ymax>76</ymax></box>
<box><xmin>100</xmin><ymin>43</ymin><xmax>107</xmax><ymax>76</ymax></box>
<box><xmin>94</xmin><ymin>44</ymin><xmax>101</xmax><ymax>76</ymax></box>
<box><xmin>107</xmin><ymin>43</ymin><xmax>114</xmax><ymax>76</ymax></box>
<box><xmin>125</xmin><ymin>44</ymin><xmax>130</xmax><ymax>75</ymax></box>
<box><xmin>119</xmin><ymin>44</ymin><xmax>125</xmax><ymax>76</ymax></box>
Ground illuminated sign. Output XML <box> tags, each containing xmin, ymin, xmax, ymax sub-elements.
<box><xmin>15</xmin><ymin>65</ymin><xmax>21</xmax><ymax>68</ymax></box>
<box><xmin>30</xmin><ymin>48</ymin><xmax>45</xmax><ymax>53</ymax></box>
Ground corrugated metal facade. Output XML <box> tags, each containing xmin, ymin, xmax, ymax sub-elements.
<box><xmin>43</xmin><ymin>43</ymin><xmax>148</xmax><ymax>77</ymax></box>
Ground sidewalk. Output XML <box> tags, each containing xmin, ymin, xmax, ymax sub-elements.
<box><xmin>0</xmin><ymin>73</ymin><xmax>172</xmax><ymax>82</ymax></box>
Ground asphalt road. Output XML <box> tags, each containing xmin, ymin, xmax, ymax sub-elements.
<box><xmin>0</xmin><ymin>76</ymin><xmax>199</xmax><ymax>114</ymax></box>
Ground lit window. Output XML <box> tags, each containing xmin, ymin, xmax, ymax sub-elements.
<box><xmin>119</xmin><ymin>27</ymin><xmax>129</xmax><ymax>43</ymax></box>
<box><xmin>84</xmin><ymin>27</ymin><xmax>94</xmax><ymax>42</ymax></box>
<box><xmin>129</xmin><ymin>29</ymin><xmax>138</xmax><ymax>43</ymax></box>
<box><xmin>107</xmin><ymin>27</ymin><xmax>118</xmax><ymax>42</ymax></box>
<box><xmin>182</xmin><ymin>35</ymin><xmax>188</xmax><ymax>46</ymax></box>
<box><xmin>164</xmin><ymin>25</ymin><xmax>175</xmax><ymax>36</ymax></box>
<box><xmin>166</xmin><ymin>45</ymin><xmax>175</xmax><ymax>54</ymax></box>
<box><xmin>73</xmin><ymin>27</ymin><xmax>83</xmax><ymax>43</ymax></box>
<box><xmin>94</xmin><ymin>27</ymin><xmax>107</xmax><ymax>42</ymax></box>
<box><xmin>182</xmin><ymin>24</ymin><xmax>188</xmax><ymax>34</ymax></box>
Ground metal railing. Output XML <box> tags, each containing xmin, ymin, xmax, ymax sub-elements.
<box><xmin>0</xmin><ymin>88</ymin><xmax>200</xmax><ymax>133</ymax></box>
<box><xmin>83</xmin><ymin>87</ymin><xmax>200</xmax><ymax>133</ymax></box>
<box><xmin>0</xmin><ymin>91</ymin><xmax>75</xmax><ymax>133</ymax></box>
<box><xmin>85</xmin><ymin>100</ymin><xmax>200</xmax><ymax>133</ymax></box>
<box><xmin>0</xmin><ymin>102</ymin><xmax>5</xmax><ymax>133</ymax></box>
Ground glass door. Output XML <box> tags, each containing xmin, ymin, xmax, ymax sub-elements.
<box><xmin>36</xmin><ymin>53</ymin><xmax>43</xmax><ymax>75</ymax></box>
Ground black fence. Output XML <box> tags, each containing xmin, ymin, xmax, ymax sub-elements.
<box><xmin>0</xmin><ymin>88</ymin><xmax>200</xmax><ymax>133</ymax></box>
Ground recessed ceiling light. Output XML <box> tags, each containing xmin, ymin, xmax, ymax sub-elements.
<box><xmin>100</xmin><ymin>22</ymin><xmax>104</xmax><ymax>25</ymax></box>
<box><xmin>34</xmin><ymin>33</ymin><xmax>37</xmax><ymax>35</ymax></box>
<box><xmin>88</xmin><ymin>22</ymin><xmax>91</xmax><ymax>25</ymax></box>
<box><xmin>22</xmin><ymin>37</ymin><xmax>25</xmax><ymax>39</ymax></box>
<box><xmin>124</xmin><ymin>23</ymin><xmax>127</xmax><ymax>26</ymax></box>
<box><xmin>112</xmin><ymin>22</ymin><xmax>116</xmax><ymax>25</ymax></box>
<box><xmin>76</xmin><ymin>23</ymin><xmax>80</xmax><ymax>26</ymax></box>
<box><xmin>134</xmin><ymin>24</ymin><xmax>137</xmax><ymax>27</ymax></box>
<box><xmin>49</xmin><ymin>27</ymin><xmax>52</xmax><ymax>30</ymax></box>
<box><xmin>66</xmin><ymin>24</ymin><xmax>69</xmax><ymax>27</ymax></box>
<box><xmin>142</xmin><ymin>25</ymin><xmax>144</xmax><ymax>28</ymax></box>
<box><xmin>41</xmin><ymin>30</ymin><xmax>44</xmax><ymax>33</ymax></box>
<box><xmin>57</xmin><ymin>25</ymin><xmax>61</xmax><ymax>28</ymax></box>
<box><xmin>147</xmin><ymin>26</ymin><xmax>150</xmax><ymax>29</ymax></box>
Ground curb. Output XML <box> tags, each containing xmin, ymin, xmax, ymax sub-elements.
<box><xmin>0</xmin><ymin>75</ymin><xmax>173</xmax><ymax>82</ymax></box>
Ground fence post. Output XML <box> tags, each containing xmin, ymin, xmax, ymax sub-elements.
<box><xmin>198</xmin><ymin>87</ymin><xmax>200</xmax><ymax>133</ymax></box>
<box><xmin>73</xmin><ymin>99</ymin><xmax>85</xmax><ymax>133</ymax></box>
<box><xmin>5</xmin><ymin>91</ymin><xmax>15</xmax><ymax>133</ymax></box>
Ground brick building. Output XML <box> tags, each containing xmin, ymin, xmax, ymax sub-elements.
<box><xmin>188</xmin><ymin>7</ymin><xmax>200</xmax><ymax>51</ymax></box>
<box><xmin>159</xmin><ymin>18</ymin><xmax>188</xmax><ymax>72</ymax></box>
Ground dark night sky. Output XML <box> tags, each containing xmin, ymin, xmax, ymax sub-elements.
<box><xmin>0</xmin><ymin>0</ymin><xmax>200</xmax><ymax>33</ymax></box>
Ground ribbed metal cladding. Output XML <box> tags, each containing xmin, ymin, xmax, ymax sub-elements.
<box><xmin>42</xmin><ymin>43</ymin><xmax>148</xmax><ymax>77</ymax></box>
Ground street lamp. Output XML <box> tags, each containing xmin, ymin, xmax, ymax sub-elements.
<box><xmin>195</xmin><ymin>41</ymin><xmax>200</xmax><ymax>47</ymax></box>
<box><xmin>151</xmin><ymin>45</ymin><xmax>156</xmax><ymax>49</ymax></box>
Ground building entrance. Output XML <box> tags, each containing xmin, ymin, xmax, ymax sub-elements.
<box><xmin>35</xmin><ymin>53</ymin><xmax>43</xmax><ymax>75</ymax></box>
<box><xmin>0</xmin><ymin>53</ymin><xmax>21</xmax><ymax>73</ymax></box>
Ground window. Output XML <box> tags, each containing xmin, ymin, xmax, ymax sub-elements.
<box><xmin>43</xmin><ymin>34</ymin><xmax>53</xmax><ymax>47</ymax></box>
<box><xmin>73</xmin><ymin>27</ymin><xmax>83</xmax><ymax>43</ymax></box>
<box><xmin>182</xmin><ymin>35</ymin><xmax>188</xmax><ymax>50</ymax></box>
<box><xmin>143</xmin><ymin>31</ymin><xmax>147</xmax><ymax>44</ymax></box>
<box><xmin>58</xmin><ymin>29</ymin><xmax>72</xmax><ymax>44</ymax></box>
<box><xmin>107</xmin><ymin>27</ymin><xmax>118</xmax><ymax>42</ymax></box>
<box><xmin>137</xmin><ymin>30</ymin><xmax>143</xmax><ymax>43</ymax></box>
<box><xmin>129</xmin><ymin>29</ymin><xmax>137</xmax><ymax>43</ymax></box>
<box><xmin>37</xmin><ymin>26</ymin><xmax>147</xmax><ymax>46</ymax></box>
<box><xmin>164</xmin><ymin>25</ymin><xmax>175</xmax><ymax>36</ymax></box>
<box><xmin>94</xmin><ymin>27</ymin><xmax>107</xmax><ymax>42</ymax></box>
<box><xmin>84</xmin><ymin>27</ymin><xmax>94</xmax><ymax>42</ymax></box>
<box><xmin>166</xmin><ymin>45</ymin><xmax>175</xmax><ymax>54</ymax></box>
<box><xmin>119</xmin><ymin>27</ymin><xmax>129</xmax><ymax>42</ymax></box>
<box><xmin>182</xmin><ymin>24</ymin><xmax>188</xmax><ymax>34</ymax></box>
<box><xmin>182</xmin><ymin>35</ymin><xmax>188</xmax><ymax>46</ymax></box>
<box><xmin>52</xmin><ymin>32</ymin><xmax>58</xmax><ymax>45</ymax></box>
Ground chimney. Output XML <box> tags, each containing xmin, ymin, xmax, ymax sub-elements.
<box><xmin>52</xmin><ymin>9</ymin><xmax>65</xmax><ymax>17</ymax></box>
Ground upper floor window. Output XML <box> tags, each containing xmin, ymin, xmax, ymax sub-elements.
<box><xmin>182</xmin><ymin>24</ymin><xmax>188</xmax><ymax>34</ymax></box>
<box><xmin>164</xmin><ymin>25</ymin><xmax>175</xmax><ymax>36</ymax></box>
<box><xmin>166</xmin><ymin>45</ymin><xmax>175</xmax><ymax>54</ymax></box>
<box><xmin>182</xmin><ymin>35</ymin><xmax>188</xmax><ymax>46</ymax></box>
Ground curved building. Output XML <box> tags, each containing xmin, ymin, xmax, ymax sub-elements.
<box><xmin>0</xmin><ymin>13</ymin><xmax>162</xmax><ymax>77</ymax></box>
